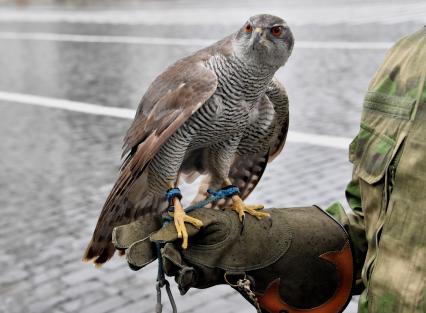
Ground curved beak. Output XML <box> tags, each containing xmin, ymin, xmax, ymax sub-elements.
<box><xmin>252</xmin><ymin>27</ymin><xmax>269</xmax><ymax>50</ymax></box>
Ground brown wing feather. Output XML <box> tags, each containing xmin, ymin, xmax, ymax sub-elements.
<box><xmin>122</xmin><ymin>35</ymin><xmax>232</xmax><ymax>157</ymax></box>
<box><xmin>83</xmin><ymin>45</ymin><xmax>222</xmax><ymax>265</ymax></box>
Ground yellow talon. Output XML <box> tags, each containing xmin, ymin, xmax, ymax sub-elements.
<box><xmin>229</xmin><ymin>195</ymin><xmax>269</xmax><ymax>222</ymax></box>
<box><xmin>171</xmin><ymin>198</ymin><xmax>203</xmax><ymax>249</ymax></box>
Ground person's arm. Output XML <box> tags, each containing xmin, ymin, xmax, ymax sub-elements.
<box><xmin>327</xmin><ymin>161</ymin><xmax>367</xmax><ymax>294</ymax></box>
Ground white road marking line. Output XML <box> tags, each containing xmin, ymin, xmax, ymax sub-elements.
<box><xmin>0</xmin><ymin>91</ymin><xmax>135</xmax><ymax>119</ymax></box>
<box><xmin>296</xmin><ymin>41</ymin><xmax>391</xmax><ymax>50</ymax></box>
<box><xmin>0</xmin><ymin>91</ymin><xmax>351</xmax><ymax>150</ymax></box>
<box><xmin>0</xmin><ymin>32</ymin><xmax>393</xmax><ymax>50</ymax></box>
<box><xmin>0</xmin><ymin>32</ymin><xmax>214</xmax><ymax>47</ymax></box>
<box><xmin>289</xmin><ymin>132</ymin><xmax>351</xmax><ymax>150</ymax></box>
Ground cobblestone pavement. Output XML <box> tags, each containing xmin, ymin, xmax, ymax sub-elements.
<box><xmin>0</xmin><ymin>1</ymin><xmax>424</xmax><ymax>312</ymax></box>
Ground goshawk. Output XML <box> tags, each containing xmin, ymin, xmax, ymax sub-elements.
<box><xmin>84</xmin><ymin>14</ymin><xmax>294</xmax><ymax>265</ymax></box>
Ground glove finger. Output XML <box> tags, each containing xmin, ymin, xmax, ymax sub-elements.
<box><xmin>176</xmin><ymin>267</ymin><xmax>196</xmax><ymax>295</ymax></box>
<box><xmin>162</xmin><ymin>243</ymin><xmax>196</xmax><ymax>295</ymax></box>
<box><xmin>125</xmin><ymin>237</ymin><xmax>157</xmax><ymax>270</ymax></box>
<box><xmin>113</xmin><ymin>215</ymin><xmax>161</xmax><ymax>250</ymax></box>
<box><xmin>162</xmin><ymin>243</ymin><xmax>184</xmax><ymax>276</ymax></box>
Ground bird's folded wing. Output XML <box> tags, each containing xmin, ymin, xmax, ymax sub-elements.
<box><xmin>266</xmin><ymin>78</ymin><xmax>289</xmax><ymax>161</ymax></box>
<box><xmin>122</xmin><ymin>59</ymin><xmax>218</xmax><ymax>161</ymax></box>
<box><xmin>83</xmin><ymin>59</ymin><xmax>218</xmax><ymax>265</ymax></box>
<box><xmin>227</xmin><ymin>78</ymin><xmax>289</xmax><ymax>201</ymax></box>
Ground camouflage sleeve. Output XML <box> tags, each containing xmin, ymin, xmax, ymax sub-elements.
<box><xmin>327</xmin><ymin>174</ymin><xmax>367</xmax><ymax>294</ymax></box>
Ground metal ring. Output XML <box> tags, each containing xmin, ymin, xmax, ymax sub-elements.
<box><xmin>223</xmin><ymin>272</ymin><xmax>247</xmax><ymax>287</ymax></box>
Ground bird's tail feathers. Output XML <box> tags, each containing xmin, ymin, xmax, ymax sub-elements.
<box><xmin>83</xmin><ymin>172</ymin><xmax>166</xmax><ymax>266</ymax></box>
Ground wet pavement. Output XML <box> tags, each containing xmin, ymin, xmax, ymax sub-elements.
<box><xmin>0</xmin><ymin>0</ymin><xmax>424</xmax><ymax>312</ymax></box>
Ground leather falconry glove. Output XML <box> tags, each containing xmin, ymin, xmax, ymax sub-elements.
<box><xmin>112</xmin><ymin>206</ymin><xmax>354</xmax><ymax>313</ymax></box>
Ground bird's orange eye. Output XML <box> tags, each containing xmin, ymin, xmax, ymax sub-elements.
<box><xmin>271</xmin><ymin>26</ymin><xmax>282</xmax><ymax>37</ymax></box>
<box><xmin>245</xmin><ymin>24</ymin><xmax>253</xmax><ymax>33</ymax></box>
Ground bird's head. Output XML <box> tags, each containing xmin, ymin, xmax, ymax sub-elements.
<box><xmin>233</xmin><ymin>14</ymin><xmax>294</xmax><ymax>69</ymax></box>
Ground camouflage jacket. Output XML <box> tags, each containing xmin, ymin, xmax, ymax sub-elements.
<box><xmin>327</xmin><ymin>27</ymin><xmax>426</xmax><ymax>313</ymax></box>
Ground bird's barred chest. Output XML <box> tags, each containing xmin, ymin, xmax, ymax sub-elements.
<box><xmin>178</xmin><ymin>55</ymin><xmax>275</xmax><ymax>150</ymax></box>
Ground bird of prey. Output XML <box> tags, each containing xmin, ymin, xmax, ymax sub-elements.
<box><xmin>83</xmin><ymin>14</ymin><xmax>294</xmax><ymax>265</ymax></box>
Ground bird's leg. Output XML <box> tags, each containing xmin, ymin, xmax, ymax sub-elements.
<box><xmin>167</xmin><ymin>183</ymin><xmax>203</xmax><ymax>249</ymax></box>
<box><xmin>222</xmin><ymin>179</ymin><xmax>270</xmax><ymax>222</ymax></box>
